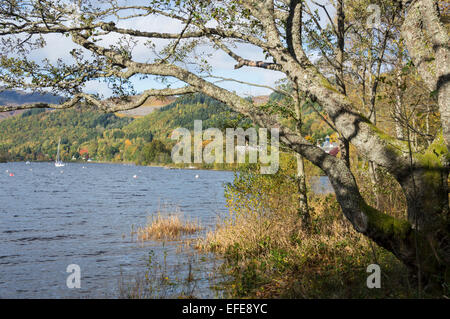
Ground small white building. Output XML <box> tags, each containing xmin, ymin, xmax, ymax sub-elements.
<box><xmin>321</xmin><ymin>136</ymin><xmax>339</xmax><ymax>154</ymax></box>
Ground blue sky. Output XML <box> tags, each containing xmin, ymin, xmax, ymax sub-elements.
<box><xmin>14</xmin><ymin>1</ymin><xmax>335</xmax><ymax>98</ymax></box>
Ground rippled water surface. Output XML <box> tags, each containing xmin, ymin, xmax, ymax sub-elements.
<box><xmin>0</xmin><ymin>162</ymin><xmax>234</xmax><ymax>298</ymax></box>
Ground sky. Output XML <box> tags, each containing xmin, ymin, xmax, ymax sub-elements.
<box><xmin>13</xmin><ymin>1</ymin><xmax>336</xmax><ymax>98</ymax></box>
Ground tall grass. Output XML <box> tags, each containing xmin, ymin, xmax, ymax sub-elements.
<box><xmin>118</xmin><ymin>246</ymin><xmax>226</xmax><ymax>299</ymax></box>
<box><xmin>137</xmin><ymin>212</ymin><xmax>202</xmax><ymax>241</ymax></box>
<box><xmin>120</xmin><ymin>206</ymin><xmax>223</xmax><ymax>299</ymax></box>
<box><xmin>118</xmin><ymin>249</ymin><xmax>198</xmax><ymax>299</ymax></box>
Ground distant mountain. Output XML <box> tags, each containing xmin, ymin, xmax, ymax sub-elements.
<box><xmin>252</xmin><ymin>95</ymin><xmax>270</xmax><ymax>105</ymax></box>
<box><xmin>0</xmin><ymin>89</ymin><xmax>62</xmax><ymax>105</ymax></box>
<box><xmin>116</xmin><ymin>96</ymin><xmax>177</xmax><ymax>118</ymax></box>
<box><xmin>116</xmin><ymin>95</ymin><xmax>270</xmax><ymax>118</ymax></box>
<box><xmin>0</xmin><ymin>89</ymin><xmax>272</xmax><ymax>121</ymax></box>
<box><xmin>0</xmin><ymin>90</ymin><xmax>63</xmax><ymax>120</ymax></box>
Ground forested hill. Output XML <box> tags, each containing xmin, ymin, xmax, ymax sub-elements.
<box><xmin>0</xmin><ymin>94</ymin><xmax>250</xmax><ymax>164</ymax></box>
<box><xmin>0</xmin><ymin>93</ymin><xmax>333</xmax><ymax>164</ymax></box>
<box><xmin>0</xmin><ymin>108</ymin><xmax>133</xmax><ymax>162</ymax></box>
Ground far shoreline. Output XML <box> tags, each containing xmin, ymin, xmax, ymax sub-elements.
<box><xmin>1</xmin><ymin>160</ymin><xmax>329</xmax><ymax>175</ymax></box>
<box><xmin>1</xmin><ymin>159</ymin><xmax>237</xmax><ymax>173</ymax></box>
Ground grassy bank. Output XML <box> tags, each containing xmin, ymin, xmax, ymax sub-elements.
<box><xmin>196</xmin><ymin>164</ymin><xmax>446</xmax><ymax>298</ymax></box>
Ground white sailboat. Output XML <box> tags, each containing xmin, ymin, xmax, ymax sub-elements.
<box><xmin>55</xmin><ymin>138</ymin><xmax>65</xmax><ymax>167</ymax></box>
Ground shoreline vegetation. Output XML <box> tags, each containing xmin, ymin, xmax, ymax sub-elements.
<box><xmin>194</xmin><ymin>162</ymin><xmax>446</xmax><ymax>298</ymax></box>
<box><xmin>116</xmin><ymin>159</ymin><xmax>445</xmax><ymax>299</ymax></box>
<box><xmin>0</xmin><ymin>159</ymin><xmax>253</xmax><ymax>174</ymax></box>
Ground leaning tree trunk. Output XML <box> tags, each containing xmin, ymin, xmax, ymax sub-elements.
<box><xmin>281</xmin><ymin>129</ymin><xmax>450</xmax><ymax>286</ymax></box>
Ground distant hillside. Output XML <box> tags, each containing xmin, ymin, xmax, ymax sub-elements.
<box><xmin>0</xmin><ymin>90</ymin><xmax>271</xmax><ymax>121</ymax></box>
<box><xmin>0</xmin><ymin>90</ymin><xmax>63</xmax><ymax>120</ymax></box>
<box><xmin>0</xmin><ymin>91</ymin><xmax>334</xmax><ymax>164</ymax></box>
<box><xmin>0</xmin><ymin>89</ymin><xmax>62</xmax><ymax>105</ymax></box>
<box><xmin>115</xmin><ymin>95</ymin><xmax>269</xmax><ymax>118</ymax></box>
<box><xmin>122</xmin><ymin>93</ymin><xmax>251</xmax><ymax>141</ymax></box>
<box><xmin>0</xmin><ymin>91</ymin><xmax>178</xmax><ymax>121</ymax></box>
<box><xmin>0</xmin><ymin>108</ymin><xmax>133</xmax><ymax>162</ymax></box>
<box><xmin>116</xmin><ymin>96</ymin><xmax>177</xmax><ymax>118</ymax></box>
<box><xmin>252</xmin><ymin>95</ymin><xmax>270</xmax><ymax>105</ymax></box>
<box><xmin>0</xmin><ymin>93</ymin><xmax>250</xmax><ymax>164</ymax></box>
<box><xmin>0</xmin><ymin>110</ymin><xmax>25</xmax><ymax>120</ymax></box>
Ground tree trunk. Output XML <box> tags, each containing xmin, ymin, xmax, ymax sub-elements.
<box><xmin>368</xmin><ymin>161</ymin><xmax>381</xmax><ymax>210</ymax></box>
<box><xmin>296</xmin><ymin>153</ymin><xmax>310</xmax><ymax>230</ymax></box>
<box><xmin>338</xmin><ymin>137</ymin><xmax>350</xmax><ymax>168</ymax></box>
<box><xmin>401</xmin><ymin>0</ymin><xmax>450</xmax><ymax>150</ymax></box>
<box><xmin>281</xmin><ymin>131</ymin><xmax>449</xmax><ymax>285</ymax></box>
<box><xmin>394</xmin><ymin>65</ymin><xmax>405</xmax><ymax>140</ymax></box>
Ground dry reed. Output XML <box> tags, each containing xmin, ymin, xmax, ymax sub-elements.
<box><xmin>137</xmin><ymin>212</ymin><xmax>202</xmax><ymax>241</ymax></box>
